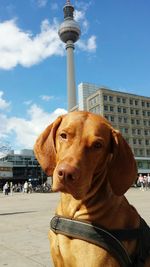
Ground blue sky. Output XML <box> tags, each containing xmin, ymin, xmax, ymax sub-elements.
<box><xmin>0</xmin><ymin>0</ymin><xmax>150</xmax><ymax>153</ymax></box>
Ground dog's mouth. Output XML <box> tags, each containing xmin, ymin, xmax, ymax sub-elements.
<box><xmin>52</xmin><ymin>175</ymin><xmax>88</xmax><ymax>200</ymax></box>
<box><xmin>52</xmin><ymin>178</ymin><xmax>66</xmax><ymax>192</ymax></box>
<box><xmin>52</xmin><ymin>176</ymin><xmax>76</xmax><ymax>193</ymax></box>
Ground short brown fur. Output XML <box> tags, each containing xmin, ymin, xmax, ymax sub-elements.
<box><xmin>34</xmin><ymin>111</ymin><xmax>150</xmax><ymax>267</ymax></box>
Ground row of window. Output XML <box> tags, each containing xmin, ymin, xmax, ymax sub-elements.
<box><xmin>89</xmin><ymin>106</ymin><xmax>101</xmax><ymax>114</ymax></box>
<box><xmin>103</xmin><ymin>94</ymin><xmax>150</xmax><ymax>108</ymax></box>
<box><xmin>105</xmin><ymin>115</ymin><xmax>115</xmax><ymax>122</ymax></box>
<box><xmin>119</xmin><ymin>128</ymin><xmax>129</xmax><ymax>134</ymax></box>
<box><xmin>119</xmin><ymin>128</ymin><xmax>149</xmax><ymax>137</ymax></box>
<box><xmin>104</xmin><ymin>105</ymin><xmax>150</xmax><ymax>116</ymax></box>
<box><xmin>10</xmin><ymin>160</ymin><xmax>38</xmax><ymax>166</ymax></box>
<box><xmin>131</xmin><ymin>119</ymin><xmax>141</xmax><ymax>125</ymax></box>
<box><xmin>137</xmin><ymin>161</ymin><xmax>150</xmax><ymax>169</ymax></box>
<box><xmin>0</xmin><ymin>167</ymin><xmax>12</xmax><ymax>171</ymax></box>
<box><xmin>105</xmin><ymin>118</ymin><xmax>150</xmax><ymax>138</ymax></box>
<box><xmin>132</xmin><ymin>128</ymin><xmax>142</xmax><ymax>135</ymax></box>
<box><xmin>124</xmin><ymin>128</ymin><xmax>150</xmax><ymax>136</ymax></box>
<box><xmin>88</xmin><ymin>96</ymin><xmax>99</xmax><ymax>107</ymax></box>
<box><xmin>2</xmin><ymin>156</ymin><xmax>36</xmax><ymax>161</ymax></box>
<box><xmin>133</xmin><ymin>139</ymin><xmax>150</xmax><ymax>146</ymax></box>
<box><xmin>105</xmin><ymin>114</ymin><xmax>150</xmax><ymax>128</ymax></box>
<box><xmin>134</xmin><ymin>149</ymin><xmax>150</xmax><ymax>157</ymax></box>
<box><xmin>143</xmin><ymin>120</ymin><xmax>150</xmax><ymax>127</ymax></box>
<box><xmin>118</xmin><ymin>117</ymin><xmax>128</xmax><ymax>123</ymax></box>
<box><xmin>132</xmin><ymin>129</ymin><xmax>150</xmax><ymax>136</ymax></box>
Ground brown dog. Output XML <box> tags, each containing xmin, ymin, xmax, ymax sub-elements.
<box><xmin>34</xmin><ymin>111</ymin><xmax>150</xmax><ymax>267</ymax></box>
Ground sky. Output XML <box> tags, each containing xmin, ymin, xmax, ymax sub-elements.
<box><xmin>0</xmin><ymin>0</ymin><xmax>150</xmax><ymax>154</ymax></box>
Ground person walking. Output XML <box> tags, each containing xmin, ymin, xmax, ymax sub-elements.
<box><xmin>23</xmin><ymin>181</ymin><xmax>28</xmax><ymax>193</ymax></box>
<box><xmin>3</xmin><ymin>182</ymin><xmax>9</xmax><ymax>195</ymax></box>
<box><xmin>138</xmin><ymin>174</ymin><xmax>145</xmax><ymax>191</ymax></box>
<box><xmin>144</xmin><ymin>175</ymin><xmax>148</xmax><ymax>190</ymax></box>
<box><xmin>10</xmin><ymin>182</ymin><xmax>13</xmax><ymax>195</ymax></box>
<box><xmin>28</xmin><ymin>182</ymin><xmax>33</xmax><ymax>193</ymax></box>
<box><xmin>147</xmin><ymin>174</ymin><xmax>150</xmax><ymax>189</ymax></box>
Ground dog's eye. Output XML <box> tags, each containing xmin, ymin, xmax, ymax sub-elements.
<box><xmin>93</xmin><ymin>142</ymin><xmax>103</xmax><ymax>149</ymax></box>
<box><xmin>60</xmin><ymin>133</ymin><xmax>67</xmax><ymax>140</ymax></box>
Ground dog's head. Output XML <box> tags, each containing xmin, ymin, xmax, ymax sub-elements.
<box><xmin>34</xmin><ymin>111</ymin><xmax>137</xmax><ymax>199</ymax></box>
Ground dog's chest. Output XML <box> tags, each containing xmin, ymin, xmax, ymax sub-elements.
<box><xmin>49</xmin><ymin>230</ymin><xmax>119</xmax><ymax>267</ymax></box>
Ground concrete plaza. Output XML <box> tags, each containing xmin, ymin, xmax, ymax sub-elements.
<box><xmin>0</xmin><ymin>188</ymin><xmax>150</xmax><ymax>267</ymax></box>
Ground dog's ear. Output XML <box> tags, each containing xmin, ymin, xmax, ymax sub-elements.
<box><xmin>34</xmin><ymin>116</ymin><xmax>63</xmax><ymax>176</ymax></box>
<box><xmin>108</xmin><ymin>129</ymin><xmax>137</xmax><ymax>196</ymax></box>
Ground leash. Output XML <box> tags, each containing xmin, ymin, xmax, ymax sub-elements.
<box><xmin>50</xmin><ymin>216</ymin><xmax>134</xmax><ymax>267</ymax></box>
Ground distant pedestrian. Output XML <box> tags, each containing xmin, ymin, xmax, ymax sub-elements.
<box><xmin>28</xmin><ymin>182</ymin><xmax>32</xmax><ymax>193</ymax></box>
<box><xmin>138</xmin><ymin>174</ymin><xmax>145</xmax><ymax>191</ymax></box>
<box><xmin>3</xmin><ymin>182</ymin><xmax>9</xmax><ymax>195</ymax></box>
<box><xmin>23</xmin><ymin>181</ymin><xmax>28</xmax><ymax>193</ymax></box>
<box><xmin>147</xmin><ymin>174</ymin><xmax>150</xmax><ymax>189</ymax></box>
<box><xmin>144</xmin><ymin>175</ymin><xmax>148</xmax><ymax>190</ymax></box>
<box><xmin>10</xmin><ymin>182</ymin><xmax>13</xmax><ymax>195</ymax></box>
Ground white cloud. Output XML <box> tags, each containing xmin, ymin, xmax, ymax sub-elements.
<box><xmin>74</xmin><ymin>3</ymin><xmax>97</xmax><ymax>50</ymax></box>
<box><xmin>0</xmin><ymin>92</ymin><xmax>67</xmax><ymax>151</ymax></box>
<box><xmin>0</xmin><ymin>19</ymin><xmax>64</xmax><ymax>70</ymax></box>
<box><xmin>74</xmin><ymin>10</ymin><xmax>89</xmax><ymax>33</ymax></box>
<box><xmin>0</xmin><ymin>139</ymin><xmax>12</xmax><ymax>157</ymax></box>
<box><xmin>40</xmin><ymin>95</ymin><xmax>54</xmax><ymax>101</ymax></box>
<box><xmin>74</xmin><ymin>10</ymin><xmax>85</xmax><ymax>22</ymax></box>
<box><xmin>0</xmin><ymin>114</ymin><xmax>9</xmax><ymax>139</ymax></box>
<box><xmin>77</xmin><ymin>35</ymin><xmax>97</xmax><ymax>52</ymax></box>
<box><xmin>3</xmin><ymin>104</ymin><xmax>67</xmax><ymax>150</ymax></box>
<box><xmin>87</xmin><ymin>36</ymin><xmax>97</xmax><ymax>51</ymax></box>
<box><xmin>74</xmin><ymin>1</ymin><xmax>93</xmax><ymax>33</ymax></box>
<box><xmin>0</xmin><ymin>7</ymin><xmax>97</xmax><ymax>70</ymax></box>
<box><xmin>0</xmin><ymin>91</ymin><xmax>11</xmax><ymax>110</ymax></box>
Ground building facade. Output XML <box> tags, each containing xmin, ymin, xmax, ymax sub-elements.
<box><xmin>78</xmin><ymin>82</ymin><xmax>150</xmax><ymax>174</ymax></box>
<box><xmin>0</xmin><ymin>149</ymin><xmax>46</xmax><ymax>186</ymax></box>
<box><xmin>0</xmin><ymin>162</ymin><xmax>13</xmax><ymax>179</ymax></box>
<box><xmin>78</xmin><ymin>83</ymin><xmax>100</xmax><ymax>110</ymax></box>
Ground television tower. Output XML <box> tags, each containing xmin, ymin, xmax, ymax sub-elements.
<box><xmin>58</xmin><ymin>0</ymin><xmax>81</xmax><ymax>111</ymax></box>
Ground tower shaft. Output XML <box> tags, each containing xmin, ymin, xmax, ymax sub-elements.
<box><xmin>66</xmin><ymin>40</ymin><xmax>76</xmax><ymax>110</ymax></box>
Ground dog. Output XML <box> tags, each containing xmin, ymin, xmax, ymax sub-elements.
<box><xmin>34</xmin><ymin>111</ymin><xmax>150</xmax><ymax>267</ymax></box>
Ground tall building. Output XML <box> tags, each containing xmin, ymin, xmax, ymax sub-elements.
<box><xmin>58</xmin><ymin>0</ymin><xmax>81</xmax><ymax>111</ymax></box>
<box><xmin>78</xmin><ymin>82</ymin><xmax>150</xmax><ymax>174</ymax></box>
<box><xmin>78</xmin><ymin>83</ymin><xmax>100</xmax><ymax>110</ymax></box>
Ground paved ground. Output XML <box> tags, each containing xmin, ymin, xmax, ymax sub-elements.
<box><xmin>0</xmin><ymin>188</ymin><xmax>150</xmax><ymax>267</ymax></box>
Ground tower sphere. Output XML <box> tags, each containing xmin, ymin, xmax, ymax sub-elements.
<box><xmin>58</xmin><ymin>20</ymin><xmax>81</xmax><ymax>43</ymax></box>
<box><xmin>58</xmin><ymin>1</ymin><xmax>81</xmax><ymax>44</ymax></box>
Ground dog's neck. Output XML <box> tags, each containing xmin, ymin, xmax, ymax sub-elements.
<box><xmin>56</xmin><ymin>174</ymin><xmax>139</xmax><ymax>230</ymax></box>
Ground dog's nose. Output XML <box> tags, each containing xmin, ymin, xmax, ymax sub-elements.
<box><xmin>57</xmin><ymin>163</ymin><xmax>79</xmax><ymax>182</ymax></box>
